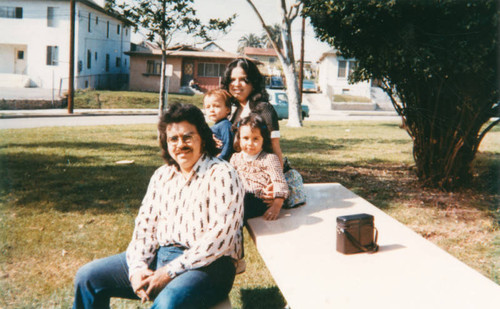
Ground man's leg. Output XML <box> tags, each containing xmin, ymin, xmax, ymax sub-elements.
<box><xmin>73</xmin><ymin>252</ymin><xmax>138</xmax><ymax>309</ymax></box>
<box><xmin>152</xmin><ymin>255</ymin><xmax>236</xmax><ymax>309</ymax></box>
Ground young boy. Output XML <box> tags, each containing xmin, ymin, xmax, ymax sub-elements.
<box><xmin>204</xmin><ymin>89</ymin><xmax>234</xmax><ymax>161</ymax></box>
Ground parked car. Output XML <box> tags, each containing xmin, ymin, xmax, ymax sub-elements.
<box><xmin>267</xmin><ymin>89</ymin><xmax>310</xmax><ymax>120</ymax></box>
<box><xmin>302</xmin><ymin>79</ymin><xmax>318</xmax><ymax>93</ymax></box>
<box><xmin>266</xmin><ymin>75</ymin><xmax>285</xmax><ymax>89</ymax></box>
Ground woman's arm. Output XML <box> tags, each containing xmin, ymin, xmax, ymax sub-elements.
<box><xmin>271</xmin><ymin>137</ymin><xmax>283</xmax><ymax>167</ymax></box>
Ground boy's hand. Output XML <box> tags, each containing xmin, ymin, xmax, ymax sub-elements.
<box><xmin>213</xmin><ymin>134</ymin><xmax>223</xmax><ymax>148</ymax></box>
<box><xmin>264</xmin><ymin>198</ymin><xmax>284</xmax><ymax>221</ymax></box>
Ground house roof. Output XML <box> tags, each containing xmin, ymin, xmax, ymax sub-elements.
<box><xmin>243</xmin><ymin>47</ymin><xmax>278</xmax><ymax>57</ymax></box>
<box><xmin>45</xmin><ymin>0</ymin><xmax>134</xmax><ymax>26</ymax></box>
<box><xmin>126</xmin><ymin>46</ymin><xmax>240</xmax><ymax>60</ymax></box>
<box><xmin>203</xmin><ymin>42</ymin><xmax>225</xmax><ymax>52</ymax></box>
<box><xmin>318</xmin><ymin>49</ymin><xmax>339</xmax><ymax>62</ymax></box>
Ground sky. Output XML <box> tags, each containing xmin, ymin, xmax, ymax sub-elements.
<box><xmin>129</xmin><ymin>0</ymin><xmax>332</xmax><ymax>62</ymax></box>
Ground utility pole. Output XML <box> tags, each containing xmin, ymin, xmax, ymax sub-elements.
<box><xmin>299</xmin><ymin>15</ymin><xmax>305</xmax><ymax>107</ymax></box>
<box><xmin>68</xmin><ymin>0</ymin><xmax>75</xmax><ymax>114</ymax></box>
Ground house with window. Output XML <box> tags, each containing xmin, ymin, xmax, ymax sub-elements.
<box><xmin>127</xmin><ymin>44</ymin><xmax>240</xmax><ymax>93</ymax></box>
<box><xmin>0</xmin><ymin>0</ymin><xmax>132</xmax><ymax>91</ymax></box>
<box><xmin>243</xmin><ymin>47</ymin><xmax>281</xmax><ymax>77</ymax></box>
<box><xmin>317</xmin><ymin>49</ymin><xmax>371</xmax><ymax>99</ymax></box>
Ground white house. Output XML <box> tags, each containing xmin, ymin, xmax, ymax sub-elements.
<box><xmin>0</xmin><ymin>0</ymin><xmax>132</xmax><ymax>91</ymax></box>
<box><xmin>317</xmin><ymin>49</ymin><xmax>371</xmax><ymax>99</ymax></box>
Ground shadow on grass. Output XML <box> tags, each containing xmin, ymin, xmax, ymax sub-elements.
<box><xmin>0</xmin><ymin>141</ymin><xmax>161</xmax><ymax>214</ymax></box>
<box><xmin>280</xmin><ymin>137</ymin><xmax>498</xmax><ymax>211</ymax></box>
<box><xmin>281</xmin><ymin>136</ymin><xmax>411</xmax><ymax>155</ymax></box>
<box><xmin>240</xmin><ymin>287</ymin><xmax>287</xmax><ymax>309</ymax></box>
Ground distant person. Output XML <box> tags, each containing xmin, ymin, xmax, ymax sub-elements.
<box><xmin>221</xmin><ymin>58</ymin><xmax>284</xmax><ymax>166</ymax></box>
<box><xmin>73</xmin><ymin>103</ymin><xmax>244</xmax><ymax>309</ymax></box>
<box><xmin>204</xmin><ymin>89</ymin><xmax>234</xmax><ymax>161</ymax></box>
<box><xmin>230</xmin><ymin>113</ymin><xmax>288</xmax><ymax>222</ymax></box>
<box><xmin>189</xmin><ymin>79</ymin><xmax>201</xmax><ymax>91</ymax></box>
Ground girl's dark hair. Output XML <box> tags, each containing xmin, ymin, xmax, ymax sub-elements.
<box><xmin>233</xmin><ymin>113</ymin><xmax>273</xmax><ymax>154</ymax></box>
<box><xmin>221</xmin><ymin>58</ymin><xmax>269</xmax><ymax>103</ymax></box>
<box><xmin>158</xmin><ymin>103</ymin><xmax>218</xmax><ymax>165</ymax></box>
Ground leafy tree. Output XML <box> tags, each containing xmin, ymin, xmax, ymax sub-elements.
<box><xmin>247</xmin><ymin>0</ymin><xmax>304</xmax><ymax>127</ymax></box>
<box><xmin>237</xmin><ymin>33</ymin><xmax>264</xmax><ymax>54</ymax></box>
<box><xmin>108</xmin><ymin>0</ymin><xmax>234</xmax><ymax>114</ymax></box>
<box><xmin>261</xmin><ymin>23</ymin><xmax>283</xmax><ymax>49</ymax></box>
<box><xmin>302</xmin><ymin>0</ymin><xmax>499</xmax><ymax>189</ymax></box>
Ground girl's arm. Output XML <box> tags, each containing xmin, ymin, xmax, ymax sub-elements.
<box><xmin>264</xmin><ymin>197</ymin><xmax>284</xmax><ymax>221</ymax></box>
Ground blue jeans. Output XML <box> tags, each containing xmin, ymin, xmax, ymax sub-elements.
<box><xmin>73</xmin><ymin>246</ymin><xmax>236</xmax><ymax>309</ymax></box>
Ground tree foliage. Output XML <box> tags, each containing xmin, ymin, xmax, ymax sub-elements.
<box><xmin>302</xmin><ymin>0</ymin><xmax>499</xmax><ymax>189</ymax></box>
<box><xmin>237</xmin><ymin>33</ymin><xmax>264</xmax><ymax>54</ymax></box>
<box><xmin>108</xmin><ymin>0</ymin><xmax>234</xmax><ymax>113</ymax></box>
<box><xmin>261</xmin><ymin>23</ymin><xmax>283</xmax><ymax>49</ymax></box>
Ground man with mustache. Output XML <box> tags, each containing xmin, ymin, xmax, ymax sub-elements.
<box><xmin>73</xmin><ymin>103</ymin><xmax>245</xmax><ymax>309</ymax></box>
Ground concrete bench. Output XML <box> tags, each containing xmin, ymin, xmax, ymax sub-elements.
<box><xmin>246</xmin><ymin>183</ymin><xmax>500</xmax><ymax>309</ymax></box>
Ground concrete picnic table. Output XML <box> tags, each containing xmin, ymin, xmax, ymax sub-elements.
<box><xmin>247</xmin><ymin>183</ymin><xmax>500</xmax><ymax>309</ymax></box>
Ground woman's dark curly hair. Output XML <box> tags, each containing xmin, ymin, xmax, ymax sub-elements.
<box><xmin>233</xmin><ymin>113</ymin><xmax>273</xmax><ymax>154</ymax></box>
<box><xmin>158</xmin><ymin>103</ymin><xmax>218</xmax><ymax>165</ymax></box>
<box><xmin>221</xmin><ymin>58</ymin><xmax>269</xmax><ymax>103</ymax></box>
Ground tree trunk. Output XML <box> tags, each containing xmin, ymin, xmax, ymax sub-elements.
<box><xmin>158</xmin><ymin>49</ymin><xmax>167</xmax><ymax>116</ymax></box>
<box><xmin>279</xmin><ymin>3</ymin><xmax>301</xmax><ymax>127</ymax></box>
<box><xmin>385</xmin><ymin>80</ymin><xmax>495</xmax><ymax>190</ymax></box>
<box><xmin>282</xmin><ymin>60</ymin><xmax>301</xmax><ymax>127</ymax></box>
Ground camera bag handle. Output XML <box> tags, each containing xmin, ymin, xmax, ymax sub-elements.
<box><xmin>343</xmin><ymin>227</ymin><xmax>379</xmax><ymax>253</ymax></box>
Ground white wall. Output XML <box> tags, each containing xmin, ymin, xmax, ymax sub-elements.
<box><xmin>0</xmin><ymin>0</ymin><xmax>130</xmax><ymax>90</ymax></box>
<box><xmin>74</xmin><ymin>1</ymin><xmax>131</xmax><ymax>89</ymax></box>
<box><xmin>0</xmin><ymin>45</ymin><xmax>16</xmax><ymax>72</ymax></box>
<box><xmin>318</xmin><ymin>53</ymin><xmax>371</xmax><ymax>99</ymax></box>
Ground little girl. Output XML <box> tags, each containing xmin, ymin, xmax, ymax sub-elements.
<box><xmin>230</xmin><ymin>113</ymin><xmax>289</xmax><ymax>221</ymax></box>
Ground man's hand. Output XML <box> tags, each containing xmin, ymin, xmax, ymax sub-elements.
<box><xmin>144</xmin><ymin>267</ymin><xmax>173</xmax><ymax>300</ymax></box>
<box><xmin>130</xmin><ymin>269</ymin><xmax>153</xmax><ymax>303</ymax></box>
<box><xmin>264</xmin><ymin>198</ymin><xmax>284</xmax><ymax>221</ymax></box>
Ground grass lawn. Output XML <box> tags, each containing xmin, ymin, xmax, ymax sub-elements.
<box><xmin>0</xmin><ymin>121</ymin><xmax>498</xmax><ymax>308</ymax></box>
<box><xmin>74</xmin><ymin>89</ymin><xmax>204</xmax><ymax>110</ymax></box>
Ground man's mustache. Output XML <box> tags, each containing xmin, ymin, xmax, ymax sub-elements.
<box><xmin>176</xmin><ymin>146</ymin><xmax>192</xmax><ymax>153</ymax></box>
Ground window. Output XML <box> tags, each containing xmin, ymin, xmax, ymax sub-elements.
<box><xmin>338</xmin><ymin>60</ymin><xmax>347</xmax><ymax>78</ymax></box>
<box><xmin>338</xmin><ymin>59</ymin><xmax>357</xmax><ymax>79</ymax></box>
<box><xmin>47</xmin><ymin>7</ymin><xmax>58</xmax><ymax>27</ymax></box>
<box><xmin>198</xmin><ymin>63</ymin><xmax>226</xmax><ymax>77</ymax></box>
<box><xmin>105</xmin><ymin>54</ymin><xmax>110</xmax><ymax>72</ymax></box>
<box><xmin>46</xmin><ymin>46</ymin><xmax>59</xmax><ymax>66</ymax></box>
<box><xmin>117</xmin><ymin>24</ymin><xmax>120</xmax><ymax>35</ymax></box>
<box><xmin>87</xmin><ymin>50</ymin><xmax>91</xmax><ymax>69</ymax></box>
<box><xmin>17</xmin><ymin>50</ymin><xmax>24</xmax><ymax>60</ymax></box>
<box><xmin>349</xmin><ymin>61</ymin><xmax>358</xmax><ymax>77</ymax></box>
<box><xmin>0</xmin><ymin>6</ymin><xmax>23</xmax><ymax>18</ymax></box>
<box><xmin>146</xmin><ymin>60</ymin><xmax>161</xmax><ymax>75</ymax></box>
<box><xmin>96</xmin><ymin>16</ymin><xmax>98</xmax><ymax>25</ymax></box>
<box><xmin>95</xmin><ymin>52</ymin><xmax>98</xmax><ymax>61</ymax></box>
<box><xmin>115</xmin><ymin>57</ymin><xmax>121</xmax><ymax>67</ymax></box>
<box><xmin>88</xmin><ymin>13</ymin><xmax>91</xmax><ymax>32</ymax></box>
<box><xmin>125</xmin><ymin>28</ymin><xmax>128</xmax><ymax>36</ymax></box>
<box><xmin>106</xmin><ymin>21</ymin><xmax>109</xmax><ymax>38</ymax></box>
